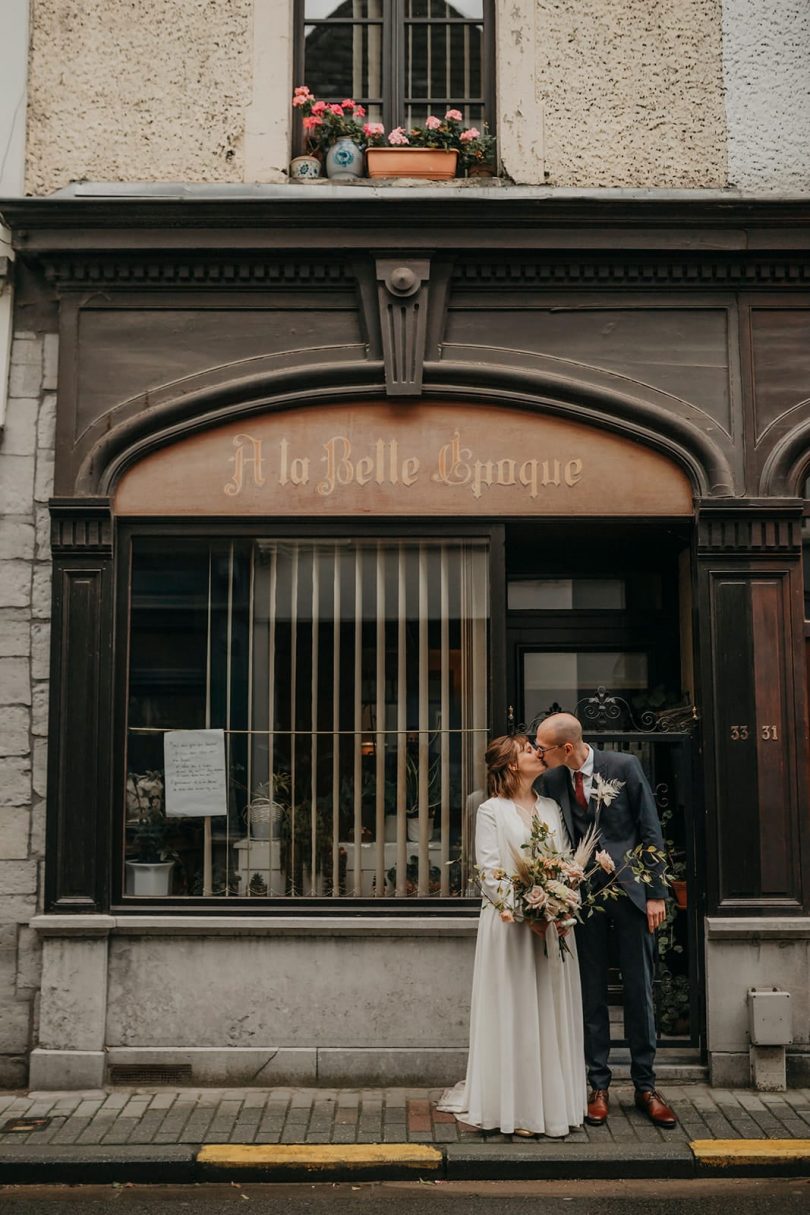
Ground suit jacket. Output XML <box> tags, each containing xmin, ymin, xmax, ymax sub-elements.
<box><xmin>538</xmin><ymin>748</ymin><xmax>668</xmax><ymax>913</ymax></box>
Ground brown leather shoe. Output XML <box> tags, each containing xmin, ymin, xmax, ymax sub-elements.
<box><xmin>634</xmin><ymin>1088</ymin><xmax>677</xmax><ymax>1128</ymax></box>
<box><xmin>585</xmin><ymin>1089</ymin><xmax>609</xmax><ymax>1125</ymax></box>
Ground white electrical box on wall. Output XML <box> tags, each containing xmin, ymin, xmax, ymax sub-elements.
<box><xmin>748</xmin><ymin>988</ymin><xmax>793</xmax><ymax>1046</ymax></box>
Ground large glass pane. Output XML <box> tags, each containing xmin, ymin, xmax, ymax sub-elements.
<box><xmin>507</xmin><ymin>579</ymin><xmax>626</xmax><ymax>610</ymax></box>
<box><xmin>304</xmin><ymin>23</ymin><xmax>383</xmax><ymax>100</ymax></box>
<box><xmin>405</xmin><ymin>22</ymin><xmax>483</xmax><ymax>104</ymax></box>
<box><xmin>522</xmin><ymin>650</ymin><xmax>649</xmax><ymax>721</ymax></box>
<box><xmin>125</xmin><ymin>538</ymin><xmax>489</xmax><ymax>900</ymax></box>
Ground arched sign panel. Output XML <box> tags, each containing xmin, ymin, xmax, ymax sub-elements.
<box><xmin>114</xmin><ymin>401</ymin><xmax>693</xmax><ymax>516</ymax></box>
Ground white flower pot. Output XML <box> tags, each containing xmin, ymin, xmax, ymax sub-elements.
<box><xmin>125</xmin><ymin>861</ymin><xmax>174</xmax><ymax>896</ymax></box>
<box><xmin>406</xmin><ymin>815</ymin><xmax>433</xmax><ymax>842</ymax></box>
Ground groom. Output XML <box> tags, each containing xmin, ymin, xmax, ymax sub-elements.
<box><xmin>534</xmin><ymin>712</ymin><xmax>677</xmax><ymax>1129</ymax></box>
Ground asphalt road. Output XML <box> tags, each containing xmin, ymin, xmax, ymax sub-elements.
<box><xmin>1</xmin><ymin>1179</ymin><xmax>810</xmax><ymax>1213</ymax></box>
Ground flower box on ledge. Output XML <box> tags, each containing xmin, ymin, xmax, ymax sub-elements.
<box><xmin>366</xmin><ymin>147</ymin><xmax>459</xmax><ymax>180</ymax></box>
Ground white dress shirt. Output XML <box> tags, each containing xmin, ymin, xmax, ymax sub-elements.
<box><xmin>572</xmin><ymin>744</ymin><xmax>594</xmax><ymax>803</ymax></box>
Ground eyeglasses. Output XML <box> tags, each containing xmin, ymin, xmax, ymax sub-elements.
<box><xmin>527</xmin><ymin>741</ymin><xmax>565</xmax><ymax>758</ymax></box>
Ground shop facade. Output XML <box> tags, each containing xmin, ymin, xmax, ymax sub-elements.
<box><xmin>0</xmin><ymin>191</ymin><xmax>808</xmax><ymax>1090</ymax></box>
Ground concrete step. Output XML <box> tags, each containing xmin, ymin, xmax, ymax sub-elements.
<box><xmin>608</xmin><ymin>1048</ymin><xmax>708</xmax><ymax>1085</ymax></box>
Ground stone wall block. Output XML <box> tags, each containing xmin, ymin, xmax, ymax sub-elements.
<box><xmin>0</xmin><ymin>518</ymin><xmax>35</xmax><ymax>561</ymax></box>
<box><xmin>39</xmin><ymin>937</ymin><xmax>109</xmax><ymax>1052</ymax></box>
<box><xmin>28</xmin><ymin>803</ymin><xmax>45</xmax><ymax>859</ymax></box>
<box><xmin>16</xmin><ymin>927</ymin><xmax>42</xmax><ymax>991</ymax></box>
<box><xmin>31</xmin><ymin>564</ymin><xmax>52</xmax><ymax>621</ymax></box>
<box><xmin>8</xmin><ymin>360</ymin><xmax>42</xmax><ymax>400</ymax></box>
<box><xmin>0</xmin><ymin>860</ymin><xmax>37</xmax><ymax>894</ymax></box>
<box><xmin>0</xmin><ymin>658</ymin><xmax>31</xmax><ymax>706</ymax></box>
<box><xmin>0</xmin><ymin>808</ymin><xmax>31</xmax><ymax>859</ymax></box>
<box><xmin>34</xmin><ymin>451</ymin><xmax>55</xmax><ymax>504</ymax></box>
<box><xmin>0</xmin><ymin>455</ymin><xmax>35</xmax><ymax>517</ymax></box>
<box><xmin>0</xmin><ymin>894</ymin><xmax>36</xmax><ymax>921</ymax></box>
<box><xmin>35</xmin><ymin>505</ymin><xmax>51</xmax><ymax>561</ymax></box>
<box><xmin>30</xmin><ymin>621</ymin><xmax>50</xmax><ymax>682</ymax></box>
<box><xmin>0</xmin><ymin>999</ymin><xmax>32</xmax><ymax>1053</ymax></box>
<box><xmin>1</xmin><ymin>398</ymin><xmax>38</xmax><ymax>456</ymax></box>
<box><xmin>37</xmin><ymin>393</ymin><xmax>57</xmax><ymax>451</ymax></box>
<box><xmin>10</xmin><ymin>335</ymin><xmax>42</xmax><ymax>369</ymax></box>
<box><xmin>31</xmin><ymin>682</ymin><xmax>49</xmax><ymax>737</ymax></box>
<box><xmin>0</xmin><ymin>560</ymin><xmax>32</xmax><ymax>610</ymax></box>
<box><xmin>42</xmin><ymin>338</ymin><xmax>59</xmax><ymax>392</ymax></box>
<box><xmin>32</xmin><ymin>738</ymin><xmax>47</xmax><ymax>798</ymax></box>
<box><xmin>0</xmin><ymin>759</ymin><xmax>32</xmax><ymax>807</ymax></box>
<box><xmin>0</xmin><ymin>613</ymin><xmax>30</xmax><ymax>658</ymax></box>
<box><xmin>0</xmin><ymin>706</ymin><xmax>30</xmax><ymax>755</ymax></box>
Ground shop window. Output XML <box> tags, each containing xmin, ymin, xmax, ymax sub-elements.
<box><xmin>295</xmin><ymin>0</ymin><xmax>494</xmax><ymax>131</ymax></box>
<box><xmin>124</xmin><ymin>536</ymin><xmax>489</xmax><ymax>901</ymax></box>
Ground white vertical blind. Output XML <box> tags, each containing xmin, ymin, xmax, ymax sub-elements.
<box><xmin>237</xmin><ymin>538</ymin><xmax>489</xmax><ymax>900</ymax></box>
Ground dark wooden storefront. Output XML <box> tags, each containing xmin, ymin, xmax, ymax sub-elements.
<box><xmin>2</xmin><ymin>195</ymin><xmax>808</xmax><ymax>1068</ymax></box>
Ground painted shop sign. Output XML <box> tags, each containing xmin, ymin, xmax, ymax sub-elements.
<box><xmin>224</xmin><ymin>431</ymin><xmax>584</xmax><ymax>502</ymax></box>
<box><xmin>114</xmin><ymin>401</ymin><xmax>693</xmax><ymax>517</ymax></box>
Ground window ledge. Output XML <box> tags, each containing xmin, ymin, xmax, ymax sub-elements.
<box><xmin>706</xmin><ymin>917</ymin><xmax>810</xmax><ymax>940</ymax></box>
<box><xmin>32</xmin><ymin>913</ymin><xmax>478</xmax><ymax>938</ymax></box>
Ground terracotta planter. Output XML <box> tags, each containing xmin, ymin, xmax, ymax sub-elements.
<box><xmin>671</xmin><ymin>878</ymin><xmax>687</xmax><ymax>909</ymax></box>
<box><xmin>366</xmin><ymin>147</ymin><xmax>459</xmax><ymax>180</ymax></box>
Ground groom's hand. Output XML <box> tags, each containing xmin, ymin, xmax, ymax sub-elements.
<box><xmin>646</xmin><ymin>898</ymin><xmax>666</xmax><ymax>933</ymax></box>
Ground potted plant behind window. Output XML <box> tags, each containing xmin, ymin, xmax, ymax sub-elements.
<box><xmin>125</xmin><ymin>771</ymin><xmax>176</xmax><ymax>896</ymax></box>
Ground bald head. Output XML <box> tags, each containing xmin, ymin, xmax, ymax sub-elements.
<box><xmin>534</xmin><ymin>712</ymin><xmax>587</xmax><ymax>771</ymax></box>
<box><xmin>540</xmin><ymin>713</ymin><xmax>582</xmax><ymax>745</ymax></box>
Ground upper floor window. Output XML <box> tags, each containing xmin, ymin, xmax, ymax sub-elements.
<box><xmin>294</xmin><ymin>0</ymin><xmax>494</xmax><ymax>132</ymax></box>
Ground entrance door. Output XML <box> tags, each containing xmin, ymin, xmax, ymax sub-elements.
<box><xmin>504</xmin><ymin>521</ymin><xmax>702</xmax><ymax>1050</ymax></box>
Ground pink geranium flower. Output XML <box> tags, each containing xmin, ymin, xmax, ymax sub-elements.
<box><xmin>460</xmin><ymin>127</ymin><xmax>480</xmax><ymax>141</ymax></box>
<box><xmin>293</xmin><ymin>85</ymin><xmax>312</xmax><ymax>97</ymax></box>
<box><xmin>311</xmin><ymin>100</ymin><xmax>327</xmax><ymax>115</ymax></box>
<box><xmin>445</xmin><ymin>108</ymin><xmax>463</xmax><ymax>121</ymax></box>
<box><xmin>388</xmin><ymin>127</ymin><xmax>410</xmax><ymax>145</ymax></box>
<box><xmin>329</xmin><ymin>104</ymin><xmax>345</xmax><ymax>116</ymax></box>
<box><xmin>425</xmin><ymin>115</ymin><xmax>442</xmax><ymax>130</ymax></box>
<box><xmin>341</xmin><ymin>99</ymin><xmax>356</xmax><ymax>110</ymax></box>
<box><xmin>354</xmin><ymin>105</ymin><xmax>366</xmax><ymax>118</ymax></box>
<box><xmin>363</xmin><ymin>122</ymin><xmax>385</xmax><ymax>137</ymax></box>
<box><xmin>302</xmin><ymin>115</ymin><xmax>324</xmax><ymax>131</ymax></box>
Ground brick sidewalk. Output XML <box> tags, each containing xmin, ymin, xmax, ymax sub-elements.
<box><xmin>1</xmin><ymin>1085</ymin><xmax>810</xmax><ymax>1149</ymax></box>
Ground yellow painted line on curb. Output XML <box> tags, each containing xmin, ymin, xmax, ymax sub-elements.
<box><xmin>197</xmin><ymin>1143</ymin><xmax>442</xmax><ymax>1171</ymax></box>
<box><xmin>691</xmin><ymin>1139</ymin><xmax>810</xmax><ymax>1166</ymax></box>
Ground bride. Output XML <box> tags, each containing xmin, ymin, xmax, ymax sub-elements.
<box><xmin>439</xmin><ymin>734</ymin><xmax>587</xmax><ymax>1138</ymax></box>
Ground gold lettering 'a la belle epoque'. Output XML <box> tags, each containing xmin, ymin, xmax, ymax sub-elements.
<box><xmin>224</xmin><ymin>430</ymin><xmax>584</xmax><ymax>500</ymax></box>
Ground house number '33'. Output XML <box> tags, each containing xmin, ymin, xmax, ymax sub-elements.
<box><xmin>729</xmin><ymin>725</ymin><xmax>779</xmax><ymax>741</ymax></box>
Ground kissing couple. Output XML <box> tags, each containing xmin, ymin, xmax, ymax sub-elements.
<box><xmin>439</xmin><ymin>713</ymin><xmax>678</xmax><ymax>1138</ymax></box>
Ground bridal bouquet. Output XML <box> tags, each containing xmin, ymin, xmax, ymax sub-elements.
<box><xmin>477</xmin><ymin>786</ymin><xmax>668</xmax><ymax>958</ymax></box>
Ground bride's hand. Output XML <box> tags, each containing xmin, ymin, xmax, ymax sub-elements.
<box><xmin>529</xmin><ymin>920</ymin><xmax>547</xmax><ymax>938</ymax></box>
<box><xmin>556</xmin><ymin>923</ymin><xmax>569</xmax><ymax>939</ymax></box>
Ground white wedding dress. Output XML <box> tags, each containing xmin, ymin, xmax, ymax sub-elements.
<box><xmin>438</xmin><ymin>794</ymin><xmax>587</xmax><ymax>1137</ymax></box>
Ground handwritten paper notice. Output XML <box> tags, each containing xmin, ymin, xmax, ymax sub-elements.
<box><xmin>164</xmin><ymin>729</ymin><xmax>228</xmax><ymax>818</ymax></box>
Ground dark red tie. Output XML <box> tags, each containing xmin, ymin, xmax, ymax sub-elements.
<box><xmin>574</xmin><ymin>771</ymin><xmax>588</xmax><ymax>810</ymax></box>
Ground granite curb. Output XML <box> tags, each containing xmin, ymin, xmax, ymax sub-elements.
<box><xmin>1</xmin><ymin>1140</ymin><xmax>810</xmax><ymax>1184</ymax></box>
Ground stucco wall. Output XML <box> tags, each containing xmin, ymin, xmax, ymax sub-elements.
<box><xmin>535</xmin><ymin>0</ymin><xmax>727</xmax><ymax>188</ymax></box>
<box><xmin>26</xmin><ymin>0</ymin><xmax>256</xmax><ymax>195</ymax></box>
<box><xmin>723</xmin><ymin>0</ymin><xmax>810</xmax><ymax>191</ymax></box>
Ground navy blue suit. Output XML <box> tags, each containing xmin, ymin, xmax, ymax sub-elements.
<box><xmin>540</xmin><ymin>748</ymin><xmax>666</xmax><ymax>1093</ymax></box>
